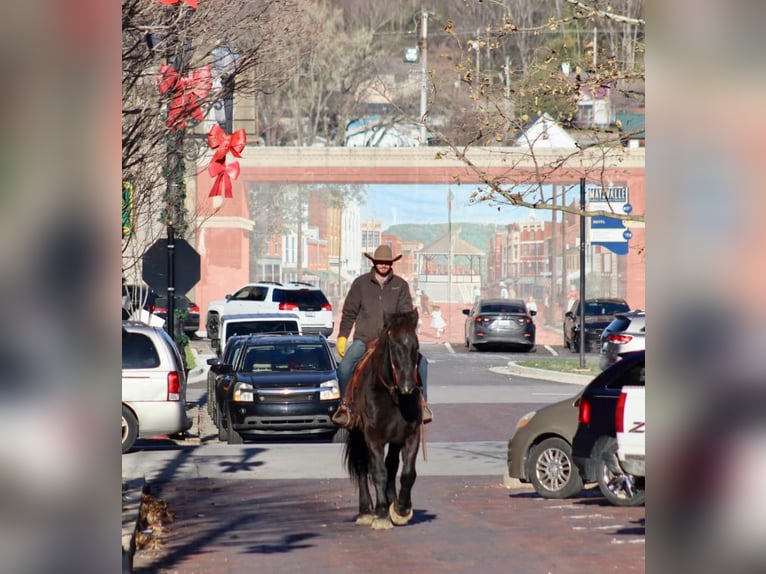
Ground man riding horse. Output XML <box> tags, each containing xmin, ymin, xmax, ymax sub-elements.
<box><xmin>332</xmin><ymin>244</ymin><xmax>433</xmax><ymax>428</ymax></box>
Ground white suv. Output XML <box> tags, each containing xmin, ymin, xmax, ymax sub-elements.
<box><xmin>206</xmin><ymin>282</ymin><xmax>334</xmax><ymax>338</ymax></box>
<box><xmin>122</xmin><ymin>321</ymin><xmax>191</xmax><ymax>453</ymax></box>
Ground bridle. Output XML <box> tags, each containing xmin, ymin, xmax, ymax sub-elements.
<box><xmin>375</xmin><ymin>328</ymin><xmax>418</xmax><ymax>395</ymax></box>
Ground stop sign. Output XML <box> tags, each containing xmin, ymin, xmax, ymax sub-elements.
<box><xmin>142</xmin><ymin>237</ymin><xmax>200</xmax><ymax>296</ymax></box>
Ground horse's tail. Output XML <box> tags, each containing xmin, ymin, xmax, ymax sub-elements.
<box><xmin>343</xmin><ymin>428</ymin><xmax>369</xmax><ymax>482</ymax></box>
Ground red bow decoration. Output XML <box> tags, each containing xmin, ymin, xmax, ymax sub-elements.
<box><xmin>207</xmin><ymin>124</ymin><xmax>247</xmax><ymax>163</ymax></box>
<box><xmin>155</xmin><ymin>0</ymin><xmax>198</xmax><ymax>8</ymax></box>
<box><xmin>208</xmin><ymin>160</ymin><xmax>240</xmax><ymax>198</ymax></box>
<box><xmin>157</xmin><ymin>64</ymin><xmax>212</xmax><ymax>130</ymax></box>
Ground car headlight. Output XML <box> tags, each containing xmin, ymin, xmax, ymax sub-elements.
<box><xmin>232</xmin><ymin>382</ymin><xmax>254</xmax><ymax>402</ymax></box>
<box><xmin>515</xmin><ymin>410</ymin><xmax>536</xmax><ymax>429</ymax></box>
<box><xmin>319</xmin><ymin>379</ymin><xmax>340</xmax><ymax>401</ymax></box>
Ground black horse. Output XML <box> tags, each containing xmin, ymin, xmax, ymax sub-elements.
<box><xmin>343</xmin><ymin>310</ymin><xmax>423</xmax><ymax>530</ymax></box>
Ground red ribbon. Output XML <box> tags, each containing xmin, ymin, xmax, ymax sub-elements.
<box><xmin>155</xmin><ymin>0</ymin><xmax>198</xmax><ymax>8</ymax></box>
<box><xmin>208</xmin><ymin>160</ymin><xmax>240</xmax><ymax>198</ymax></box>
<box><xmin>207</xmin><ymin>124</ymin><xmax>247</xmax><ymax>163</ymax></box>
<box><xmin>157</xmin><ymin>64</ymin><xmax>212</xmax><ymax>130</ymax></box>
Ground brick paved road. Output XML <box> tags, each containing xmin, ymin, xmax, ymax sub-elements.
<box><xmin>133</xmin><ymin>476</ymin><xmax>644</xmax><ymax>574</ymax></box>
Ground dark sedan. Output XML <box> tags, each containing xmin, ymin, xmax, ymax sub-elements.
<box><xmin>215</xmin><ymin>333</ymin><xmax>342</xmax><ymax>443</ymax></box>
<box><xmin>463</xmin><ymin>298</ymin><xmax>536</xmax><ymax>352</ymax></box>
<box><xmin>563</xmin><ymin>298</ymin><xmax>630</xmax><ymax>352</ymax></box>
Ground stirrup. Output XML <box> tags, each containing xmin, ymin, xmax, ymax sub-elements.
<box><xmin>422</xmin><ymin>403</ymin><xmax>434</xmax><ymax>424</ymax></box>
<box><xmin>332</xmin><ymin>404</ymin><xmax>352</xmax><ymax>428</ymax></box>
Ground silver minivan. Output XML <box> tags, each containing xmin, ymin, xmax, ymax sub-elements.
<box><xmin>122</xmin><ymin>321</ymin><xmax>191</xmax><ymax>453</ymax></box>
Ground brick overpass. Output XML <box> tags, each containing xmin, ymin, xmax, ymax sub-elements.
<box><xmin>190</xmin><ymin>146</ymin><xmax>645</xmax><ymax>330</ymax></box>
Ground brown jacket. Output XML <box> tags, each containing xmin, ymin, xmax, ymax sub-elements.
<box><xmin>338</xmin><ymin>268</ymin><xmax>413</xmax><ymax>343</ymax></box>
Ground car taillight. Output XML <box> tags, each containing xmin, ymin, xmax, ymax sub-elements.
<box><xmin>474</xmin><ymin>316</ymin><xmax>489</xmax><ymax>323</ymax></box>
<box><xmin>615</xmin><ymin>391</ymin><xmax>627</xmax><ymax>432</ymax></box>
<box><xmin>189</xmin><ymin>304</ymin><xmax>200</xmax><ymax>313</ymax></box>
<box><xmin>517</xmin><ymin>317</ymin><xmax>532</xmax><ymax>325</ymax></box>
<box><xmin>608</xmin><ymin>334</ymin><xmax>633</xmax><ymax>344</ymax></box>
<box><xmin>167</xmin><ymin>371</ymin><xmax>181</xmax><ymax>401</ymax></box>
<box><xmin>321</xmin><ymin>303</ymin><xmax>332</xmax><ymax>311</ymax></box>
<box><xmin>153</xmin><ymin>305</ymin><xmax>166</xmax><ymax>314</ymax></box>
<box><xmin>279</xmin><ymin>303</ymin><xmax>299</xmax><ymax>311</ymax></box>
<box><xmin>578</xmin><ymin>398</ymin><xmax>591</xmax><ymax>424</ymax></box>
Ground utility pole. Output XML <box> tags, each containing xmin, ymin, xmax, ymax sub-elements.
<box><xmin>578</xmin><ymin>177</ymin><xmax>587</xmax><ymax>368</ymax></box>
<box><xmin>419</xmin><ymin>8</ymin><xmax>428</xmax><ymax>145</ymax></box>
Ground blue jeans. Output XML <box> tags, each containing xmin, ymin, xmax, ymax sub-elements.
<box><xmin>338</xmin><ymin>339</ymin><xmax>428</xmax><ymax>400</ymax></box>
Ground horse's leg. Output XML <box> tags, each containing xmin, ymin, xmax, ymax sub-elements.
<box><xmin>384</xmin><ymin>444</ymin><xmax>401</xmax><ymax>506</ymax></box>
<box><xmin>368</xmin><ymin>441</ymin><xmax>393</xmax><ymax>530</ymax></box>
<box><xmin>355</xmin><ymin>472</ymin><xmax>374</xmax><ymax>526</ymax></box>
<box><xmin>389</xmin><ymin>430</ymin><xmax>420</xmax><ymax>526</ymax></box>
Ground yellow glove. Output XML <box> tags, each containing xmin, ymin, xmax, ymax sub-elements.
<box><xmin>336</xmin><ymin>336</ymin><xmax>347</xmax><ymax>358</ymax></box>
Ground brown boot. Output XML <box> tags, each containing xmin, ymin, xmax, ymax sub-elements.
<box><xmin>422</xmin><ymin>402</ymin><xmax>434</xmax><ymax>424</ymax></box>
<box><xmin>332</xmin><ymin>404</ymin><xmax>352</xmax><ymax>428</ymax></box>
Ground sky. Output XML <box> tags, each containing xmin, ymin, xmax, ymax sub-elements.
<box><xmin>359</xmin><ymin>183</ymin><xmax>549</xmax><ymax>229</ymax></box>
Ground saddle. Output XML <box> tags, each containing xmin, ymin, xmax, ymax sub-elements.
<box><xmin>343</xmin><ymin>341</ymin><xmax>378</xmax><ymax>428</ymax></box>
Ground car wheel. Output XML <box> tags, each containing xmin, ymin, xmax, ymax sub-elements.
<box><xmin>596</xmin><ymin>437</ymin><xmax>645</xmax><ymax>506</ymax></box>
<box><xmin>527</xmin><ymin>437</ymin><xmax>584</xmax><ymax>499</ymax></box>
<box><xmin>522</xmin><ymin>344</ymin><xmax>536</xmax><ymax>353</ymax></box>
<box><xmin>122</xmin><ymin>406</ymin><xmax>138</xmax><ymax>454</ymax></box>
<box><xmin>226</xmin><ymin>408</ymin><xmax>244</xmax><ymax>444</ymax></box>
<box><xmin>332</xmin><ymin>428</ymin><xmax>349</xmax><ymax>443</ymax></box>
<box><xmin>217</xmin><ymin>403</ymin><xmax>228</xmax><ymax>441</ymax></box>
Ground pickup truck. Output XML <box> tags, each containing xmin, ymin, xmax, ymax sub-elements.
<box><xmin>615</xmin><ymin>385</ymin><xmax>645</xmax><ymax>477</ymax></box>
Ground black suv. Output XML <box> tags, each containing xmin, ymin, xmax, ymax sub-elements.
<box><xmin>571</xmin><ymin>350</ymin><xmax>645</xmax><ymax>506</ymax></box>
<box><xmin>212</xmin><ymin>333</ymin><xmax>342</xmax><ymax>443</ymax></box>
<box><xmin>563</xmin><ymin>298</ymin><xmax>630</xmax><ymax>352</ymax></box>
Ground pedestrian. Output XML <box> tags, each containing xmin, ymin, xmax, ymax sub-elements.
<box><xmin>500</xmin><ymin>282</ymin><xmax>509</xmax><ymax>299</ymax></box>
<box><xmin>420</xmin><ymin>290</ymin><xmax>431</xmax><ymax>316</ymax></box>
<box><xmin>473</xmin><ymin>285</ymin><xmax>481</xmax><ymax>302</ymax></box>
<box><xmin>332</xmin><ymin>244</ymin><xmax>433</xmax><ymax>428</ymax></box>
<box><xmin>430</xmin><ymin>305</ymin><xmax>446</xmax><ymax>340</ymax></box>
<box><xmin>526</xmin><ymin>295</ymin><xmax>538</xmax><ymax>316</ymax></box>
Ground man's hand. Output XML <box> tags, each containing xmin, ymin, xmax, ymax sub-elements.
<box><xmin>336</xmin><ymin>336</ymin><xmax>347</xmax><ymax>358</ymax></box>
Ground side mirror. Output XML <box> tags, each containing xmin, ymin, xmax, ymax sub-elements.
<box><xmin>565</xmin><ymin>311</ymin><xmax>573</xmax><ymax>319</ymax></box>
<box><xmin>224</xmin><ymin>294</ymin><xmax>232</xmax><ymax>301</ymax></box>
<box><xmin>206</xmin><ymin>357</ymin><xmax>221</xmax><ymax>367</ymax></box>
<box><xmin>462</xmin><ymin>309</ymin><xmax>470</xmax><ymax>316</ymax></box>
<box><xmin>529</xmin><ymin>310</ymin><xmax>537</xmax><ymax>316</ymax></box>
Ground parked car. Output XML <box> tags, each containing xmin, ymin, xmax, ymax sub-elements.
<box><xmin>563</xmin><ymin>298</ymin><xmax>630</xmax><ymax>352</ymax></box>
<box><xmin>214</xmin><ymin>333</ymin><xmax>342</xmax><ymax>443</ymax></box>
<box><xmin>507</xmin><ymin>391</ymin><xmax>585</xmax><ymax>498</ymax></box>
<box><xmin>462</xmin><ymin>298</ymin><xmax>536</xmax><ymax>352</ymax></box>
<box><xmin>599</xmin><ymin>309</ymin><xmax>646</xmax><ymax>370</ymax></box>
<box><xmin>211</xmin><ymin>312</ymin><xmax>302</xmax><ymax>356</ymax></box>
<box><xmin>206</xmin><ymin>282</ymin><xmax>333</xmax><ymax>338</ymax></box>
<box><xmin>571</xmin><ymin>350</ymin><xmax>645</xmax><ymax>506</ymax></box>
<box><xmin>152</xmin><ymin>295</ymin><xmax>201</xmax><ymax>337</ymax></box>
<box><xmin>121</xmin><ymin>321</ymin><xmax>191</xmax><ymax>453</ymax></box>
<box><xmin>206</xmin><ymin>335</ymin><xmax>247</xmax><ymax>431</ymax></box>
<box><xmin>122</xmin><ymin>284</ymin><xmax>199</xmax><ymax>336</ymax></box>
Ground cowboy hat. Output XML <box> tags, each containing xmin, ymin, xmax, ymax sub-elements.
<box><xmin>364</xmin><ymin>245</ymin><xmax>402</xmax><ymax>263</ymax></box>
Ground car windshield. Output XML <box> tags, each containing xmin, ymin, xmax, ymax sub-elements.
<box><xmin>224</xmin><ymin>320</ymin><xmax>300</xmax><ymax>341</ymax></box>
<box><xmin>241</xmin><ymin>343</ymin><xmax>332</xmax><ymax>372</ymax></box>
<box><xmin>584</xmin><ymin>302</ymin><xmax>630</xmax><ymax>316</ymax></box>
<box><xmin>480</xmin><ymin>304</ymin><xmax>526</xmax><ymax>314</ymax></box>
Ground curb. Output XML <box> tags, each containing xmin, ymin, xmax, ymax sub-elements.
<box><xmin>122</xmin><ymin>477</ymin><xmax>145</xmax><ymax>574</ymax></box>
<box><xmin>500</xmin><ymin>361</ymin><xmax>593</xmax><ymax>386</ymax></box>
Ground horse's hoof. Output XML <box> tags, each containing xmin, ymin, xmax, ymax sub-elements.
<box><xmin>389</xmin><ymin>503</ymin><xmax>414</xmax><ymax>526</ymax></box>
<box><xmin>355</xmin><ymin>513</ymin><xmax>374</xmax><ymax>526</ymax></box>
<box><xmin>371</xmin><ymin>517</ymin><xmax>394</xmax><ymax>530</ymax></box>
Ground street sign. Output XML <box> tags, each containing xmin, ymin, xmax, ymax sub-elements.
<box><xmin>588</xmin><ymin>185</ymin><xmax>630</xmax><ymax>255</ymax></box>
<box><xmin>142</xmin><ymin>238</ymin><xmax>200</xmax><ymax>295</ymax></box>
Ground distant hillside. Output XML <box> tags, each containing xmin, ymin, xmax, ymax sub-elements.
<box><xmin>384</xmin><ymin>222</ymin><xmax>504</xmax><ymax>252</ymax></box>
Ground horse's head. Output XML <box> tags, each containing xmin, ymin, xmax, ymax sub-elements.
<box><xmin>381</xmin><ymin>310</ymin><xmax>420</xmax><ymax>396</ymax></box>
